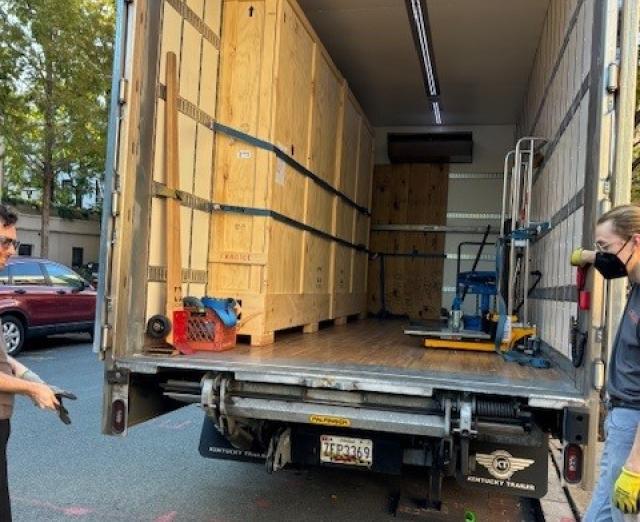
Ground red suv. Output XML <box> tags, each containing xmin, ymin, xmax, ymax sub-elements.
<box><xmin>0</xmin><ymin>257</ymin><xmax>96</xmax><ymax>355</ymax></box>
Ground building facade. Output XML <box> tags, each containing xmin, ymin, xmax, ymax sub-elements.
<box><xmin>15</xmin><ymin>210</ymin><xmax>101</xmax><ymax>268</ymax></box>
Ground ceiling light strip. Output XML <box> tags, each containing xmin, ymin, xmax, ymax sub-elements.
<box><xmin>432</xmin><ymin>101</ymin><xmax>442</xmax><ymax>125</ymax></box>
<box><xmin>410</xmin><ymin>0</ymin><xmax>438</xmax><ymax>96</ymax></box>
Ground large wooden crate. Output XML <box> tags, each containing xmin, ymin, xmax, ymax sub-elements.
<box><xmin>208</xmin><ymin>0</ymin><xmax>374</xmax><ymax>345</ymax></box>
<box><xmin>368</xmin><ymin>164</ymin><xmax>448</xmax><ymax>321</ymax></box>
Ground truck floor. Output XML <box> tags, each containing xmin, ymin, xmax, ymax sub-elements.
<box><xmin>124</xmin><ymin>319</ymin><xmax>583</xmax><ymax>403</ymax></box>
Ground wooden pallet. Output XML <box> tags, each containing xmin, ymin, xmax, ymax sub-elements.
<box><xmin>207</xmin><ymin>0</ymin><xmax>374</xmax><ymax>346</ymax></box>
<box><xmin>236</xmin><ymin>312</ymin><xmax>368</xmax><ymax>347</ymax></box>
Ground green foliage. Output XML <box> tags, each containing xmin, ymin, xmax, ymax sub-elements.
<box><xmin>0</xmin><ymin>0</ymin><xmax>114</xmax><ymax>233</ymax></box>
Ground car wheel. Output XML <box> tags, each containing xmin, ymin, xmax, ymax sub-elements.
<box><xmin>2</xmin><ymin>315</ymin><xmax>25</xmax><ymax>356</ymax></box>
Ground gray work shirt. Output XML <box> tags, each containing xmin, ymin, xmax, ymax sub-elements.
<box><xmin>608</xmin><ymin>284</ymin><xmax>640</xmax><ymax>406</ymax></box>
<box><xmin>0</xmin><ymin>319</ymin><xmax>15</xmax><ymax>419</ymax></box>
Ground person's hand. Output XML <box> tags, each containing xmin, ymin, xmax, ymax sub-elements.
<box><xmin>570</xmin><ymin>247</ymin><xmax>583</xmax><ymax>266</ymax></box>
<box><xmin>51</xmin><ymin>387</ymin><xmax>77</xmax><ymax>425</ymax></box>
<box><xmin>27</xmin><ymin>382</ymin><xmax>59</xmax><ymax>411</ymax></box>
<box><xmin>613</xmin><ymin>466</ymin><xmax>640</xmax><ymax>514</ymax></box>
<box><xmin>570</xmin><ymin>248</ymin><xmax>596</xmax><ymax>267</ymax></box>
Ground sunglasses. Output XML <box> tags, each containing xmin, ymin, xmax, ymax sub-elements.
<box><xmin>0</xmin><ymin>236</ymin><xmax>20</xmax><ymax>250</ymax></box>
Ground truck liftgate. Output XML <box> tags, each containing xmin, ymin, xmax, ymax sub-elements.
<box><xmin>105</xmin><ymin>371</ymin><xmax>586</xmax><ymax>506</ymax></box>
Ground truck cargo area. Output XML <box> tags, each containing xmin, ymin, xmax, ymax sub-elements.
<box><xmin>100</xmin><ymin>0</ymin><xmax>638</xmax><ymax>497</ymax></box>
<box><xmin>119</xmin><ymin>319</ymin><xmax>583</xmax><ymax>406</ymax></box>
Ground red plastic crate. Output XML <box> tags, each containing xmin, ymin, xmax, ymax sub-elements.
<box><xmin>172</xmin><ymin>308</ymin><xmax>236</xmax><ymax>354</ymax></box>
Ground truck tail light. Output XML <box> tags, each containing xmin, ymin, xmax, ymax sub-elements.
<box><xmin>563</xmin><ymin>443</ymin><xmax>583</xmax><ymax>484</ymax></box>
<box><xmin>579</xmin><ymin>290</ymin><xmax>590</xmax><ymax>310</ymax></box>
<box><xmin>576</xmin><ymin>266</ymin><xmax>588</xmax><ymax>291</ymax></box>
<box><xmin>112</xmin><ymin>399</ymin><xmax>127</xmax><ymax>434</ymax></box>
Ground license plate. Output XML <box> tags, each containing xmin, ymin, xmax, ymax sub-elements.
<box><xmin>320</xmin><ymin>435</ymin><xmax>373</xmax><ymax>467</ymax></box>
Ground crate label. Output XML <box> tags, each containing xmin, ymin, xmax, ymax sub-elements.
<box><xmin>237</xmin><ymin>150</ymin><xmax>252</xmax><ymax>160</ymax></box>
<box><xmin>275</xmin><ymin>157</ymin><xmax>286</xmax><ymax>186</ymax></box>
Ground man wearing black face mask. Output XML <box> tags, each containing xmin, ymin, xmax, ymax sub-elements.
<box><xmin>572</xmin><ymin>205</ymin><xmax>640</xmax><ymax>521</ymax></box>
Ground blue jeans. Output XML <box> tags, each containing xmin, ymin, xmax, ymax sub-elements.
<box><xmin>585</xmin><ymin>407</ymin><xmax>640</xmax><ymax>522</ymax></box>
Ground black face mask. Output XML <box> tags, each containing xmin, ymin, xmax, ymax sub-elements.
<box><xmin>594</xmin><ymin>238</ymin><xmax>634</xmax><ymax>280</ymax></box>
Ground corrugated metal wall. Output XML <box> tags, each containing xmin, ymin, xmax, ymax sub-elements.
<box><xmin>518</xmin><ymin>0</ymin><xmax>594</xmax><ymax>359</ymax></box>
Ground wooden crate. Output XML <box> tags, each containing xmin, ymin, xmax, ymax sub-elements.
<box><xmin>132</xmin><ymin>0</ymin><xmax>223</xmax><ymax>352</ymax></box>
<box><xmin>208</xmin><ymin>0</ymin><xmax>374</xmax><ymax>345</ymax></box>
<box><xmin>368</xmin><ymin>164</ymin><xmax>449</xmax><ymax>321</ymax></box>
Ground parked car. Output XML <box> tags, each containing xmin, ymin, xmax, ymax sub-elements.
<box><xmin>0</xmin><ymin>257</ymin><xmax>96</xmax><ymax>355</ymax></box>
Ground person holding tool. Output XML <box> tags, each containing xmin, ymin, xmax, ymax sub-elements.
<box><xmin>572</xmin><ymin>205</ymin><xmax>640</xmax><ymax>521</ymax></box>
<box><xmin>0</xmin><ymin>204</ymin><xmax>76</xmax><ymax>521</ymax></box>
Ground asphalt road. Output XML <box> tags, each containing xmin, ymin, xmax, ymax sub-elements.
<box><xmin>7</xmin><ymin>337</ymin><xmax>542</xmax><ymax>522</ymax></box>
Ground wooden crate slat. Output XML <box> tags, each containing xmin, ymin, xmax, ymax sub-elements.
<box><xmin>268</xmin><ymin>219</ymin><xmax>303</xmax><ymax>294</ymax></box>
<box><xmin>306</xmin><ymin>184</ymin><xmax>334</xmax><ymax>234</ymax></box>
<box><xmin>309</xmin><ymin>49</ymin><xmax>341</xmax><ymax>186</ymax></box>
<box><xmin>335</xmin><ymin>202</ymin><xmax>356</xmax><ymax>242</ymax></box>
<box><xmin>193</xmin><ymin>124</ymin><xmax>214</xmax><ymax>199</ymax></box>
<box><xmin>180</xmin><ymin>21</ymin><xmax>203</xmax><ymax>106</ymax></box>
<box><xmin>187</xmin><ymin>0</ymin><xmax>205</xmax><ymax>18</ymax></box>
<box><xmin>203</xmin><ymin>0</ymin><xmax>222</xmax><ymax>35</ymax></box>
<box><xmin>273</xmin><ymin>0</ymin><xmax>314</xmax><ymax>161</ymax></box>
<box><xmin>356</xmin><ymin>125</ymin><xmax>374</xmax><ymax>208</ymax></box>
<box><xmin>200</xmin><ymin>39</ymin><xmax>219</xmax><ymax>119</ymax></box>
<box><xmin>159</xmin><ymin>3</ymin><xmax>183</xmax><ymax>83</ymax></box>
<box><xmin>337</xmin><ymin>92</ymin><xmax>361</xmax><ymax>200</ymax></box>
<box><xmin>270</xmin><ymin>160</ymin><xmax>306</xmax><ymax>223</ymax></box>
<box><xmin>190</xmin><ymin>210</ymin><xmax>210</xmax><ymax>272</ymax></box>
<box><xmin>302</xmin><ymin>234</ymin><xmax>332</xmax><ymax>294</ymax></box>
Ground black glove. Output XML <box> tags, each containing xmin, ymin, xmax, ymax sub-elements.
<box><xmin>51</xmin><ymin>387</ymin><xmax>77</xmax><ymax>425</ymax></box>
<box><xmin>19</xmin><ymin>370</ymin><xmax>76</xmax><ymax>425</ymax></box>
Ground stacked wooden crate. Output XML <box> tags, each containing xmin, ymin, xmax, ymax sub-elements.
<box><xmin>367</xmin><ymin>164</ymin><xmax>449</xmax><ymax>321</ymax></box>
<box><xmin>208</xmin><ymin>0</ymin><xmax>374</xmax><ymax>345</ymax></box>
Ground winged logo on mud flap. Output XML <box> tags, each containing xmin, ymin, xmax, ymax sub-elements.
<box><xmin>475</xmin><ymin>450</ymin><xmax>535</xmax><ymax>480</ymax></box>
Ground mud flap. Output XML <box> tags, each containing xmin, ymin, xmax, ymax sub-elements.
<box><xmin>457</xmin><ymin>438</ymin><xmax>549</xmax><ymax>498</ymax></box>
<box><xmin>198</xmin><ymin>415</ymin><xmax>267</xmax><ymax>463</ymax></box>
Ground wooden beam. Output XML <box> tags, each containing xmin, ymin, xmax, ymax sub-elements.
<box><xmin>165</xmin><ymin>51</ymin><xmax>182</xmax><ymax>345</ymax></box>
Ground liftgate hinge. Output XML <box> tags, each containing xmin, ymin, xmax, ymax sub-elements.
<box><xmin>606</xmin><ymin>63</ymin><xmax>619</xmax><ymax>94</ymax></box>
<box><xmin>118</xmin><ymin>79</ymin><xmax>129</xmax><ymax>105</ymax></box>
<box><xmin>593</xmin><ymin>359</ymin><xmax>605</xmax><ymax>391</ymax></box>
<box><xmin>106</xmin><ymin>367</ymin><xmax>129</xmax><ymax>385</ymax></box>
<box><xmin>100</xmin><ymin>320</ymin><xmax>112</xmax><ymax>356</ymax></box>
<box><xmin>111</xmin><ymin>190</ymin><xmax>120</xmax><ymax>218</ymax></box>
<box><xmin>593</xmin><ymin>325</ymin><xmax>605</xmax><ymax>344</ymax></box>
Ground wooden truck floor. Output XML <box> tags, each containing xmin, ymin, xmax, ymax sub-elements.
<box><xmin>123</xmin><ymin>319</ymin><xmax>583</xmax><ymax>405</ymax></box>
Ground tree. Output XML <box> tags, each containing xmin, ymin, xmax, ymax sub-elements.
<box><xmin>0</xmin><ymin>0</ymin><xmax>114</xmax><ymax>256</ymax></box>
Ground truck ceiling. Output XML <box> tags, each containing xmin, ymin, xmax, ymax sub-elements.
<box><xmin>298</xmin><ymin>0</ymin><xmax>550</xmax><ymax>126</ymax></box>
